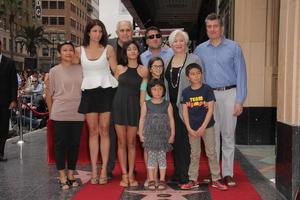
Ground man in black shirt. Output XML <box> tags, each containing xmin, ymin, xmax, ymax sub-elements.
<box><xmin>0</xmin><ymin>40</ymin><xmax>18</xmax><ymax>161</ymax></box>
<box><xmin>107</xmin><ymin>20</ymin><xmax>134</xmax><ymax>179</ymax></box>
<box><xmin>108</xmin><ymin>20</ymin><xmax>134</xmax><ymax>65</ymax></box>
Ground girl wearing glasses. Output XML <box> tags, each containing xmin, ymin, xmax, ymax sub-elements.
<box><xmin>46</xmin><ymin>41</ymin><xmax>84</xmax><ymax>190</ymax></box>
<box><xmin>140</xmin><ymin>56</ymin><xmax>165</xmax><ymax>187</ymax></box>
<box><xmin>76</xmin><ymin>19</ymin><xmax>118</xmax><ymax>185</ymax></box>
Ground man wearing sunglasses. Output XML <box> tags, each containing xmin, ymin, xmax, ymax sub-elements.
<box><xmin>141</xmin><ymin>26</ymin><xmax>173</xmax><ymax>67</ymax></box>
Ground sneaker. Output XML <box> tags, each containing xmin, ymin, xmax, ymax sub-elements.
<box><xmin>180</xmin><ymin>180</ymin><xmax>199</xmax><ymax>190</ymax></box>
<box><xmin>203</xmin><ymin>175</ymin><xmax>212</xmax><ymax>183</ymax></box>
<box><xmin>212</xmin><ymin>180</ymin><xmax>228</xmax><ymax>191</ymax></box>
<box><xmin>223</xmin><ymin>176</ymin><xmax>237</xmax><ymax>187</ymax></box>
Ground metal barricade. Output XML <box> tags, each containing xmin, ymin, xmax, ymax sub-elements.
<box><xmin>20</xmin><ymin>94</ymin><xmax>33</xmax><ymax>131</ymax></box>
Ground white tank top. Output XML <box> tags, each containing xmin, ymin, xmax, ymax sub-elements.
<box><xmin>80</xmin><ymin>46</ymin><xmax>118</xmax><ymax>90</ymax></box>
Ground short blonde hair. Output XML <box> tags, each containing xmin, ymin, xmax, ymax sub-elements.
<box><xmin>168</xmin><ymin>29</ymin><xmax>189</xmax><ymax>46</ymax></box>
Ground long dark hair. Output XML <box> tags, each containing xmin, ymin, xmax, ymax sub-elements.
<box><xmin>148</xmin><ymin>56</ymin><xmax>165</xmax><ymax>81</ymax></box>
<box><xmin>82</xmin><ymin>19</ymin><xmax>108</xmax><ymax>47</ymax></box>
<box><xmin>121</xmin><ymin>40</ymin><xmax>142</xmax><ymax>66</ymax></box>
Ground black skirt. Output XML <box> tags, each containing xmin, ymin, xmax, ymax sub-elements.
<box><xmin>78</xmin><ymin>86</ymin><xmax>116</xmax><ymax>114</ymax></box>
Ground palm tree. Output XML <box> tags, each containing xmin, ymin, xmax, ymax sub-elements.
<box><xmin>15</xmin><ymin>25</ymin><xmax>51</xmax><ymax>57</ymax></box>
<box><xmin>0</xmin><ymin>0</ymin><xmax>24</xmax><ymax>59</ymax></box>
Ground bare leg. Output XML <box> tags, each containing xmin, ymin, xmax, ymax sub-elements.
<box><xmin>144</xmin><ymin>151</ymin><xmax>149</xmax><ymax>182</ymax></box>
<box><xmin>59</xmin><ymin>170</ymin><xmax>67</xmax><ymax>181</ymax></box>
<box><xmin>115</xmin><ymin>124</ymin><xmax>127</xmax><ymax>175</ymax></box>
<box><xmin>148</xmin><ymin>168</ymin><xmax>155</xmax><ymax>181</ymax></box>
<box><xmin>86</xmin><ymin>113</ymin><xmax>100</xmax><ymax>179</ymax></box>
<box><xmin>154</xmin><ymin>163</ymin><xmax>159</xmax><ymax>182</ymax></box>
<box><xmin>67</xmin><ymin>169</ymin><xmax>79</xmax><ymax>187</ymax></box>
<box><xmin>67</xmin><ymin>169</ymin><xmax>74</xmax><ymax>179</ymax></box>
<box><xmin>58</xmin><ymin>170</ymin><xmax>69</xmax><ymax>190</ymax></box>
<box><xmin>159</xmin><ymin>169</ymin><xmax>166</xmax><ymax>181</ymax></box>
<box><xmin>126</xmin><ymin>126</ymin><xmax>137</xmax><ymax>179</ymax></box>
<box><xmin>99</xmin><ymin>112</ymin><xmax>110</xmax><ymax>179</ymax></box>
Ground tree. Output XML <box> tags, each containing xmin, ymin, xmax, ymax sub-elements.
<box><xmin>0</xmin><ymin>0</ymin><xmax>23</xmax><ymax>59</ymax></box>
<box><xmin>15</xmin><ymin>25</ymin><xmax>51</xmax><ymax>57</ymax></box>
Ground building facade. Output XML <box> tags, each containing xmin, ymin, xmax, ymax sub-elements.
<box><xmin>0</xmin><ymin>0</ymin><xmax>99</xmax><ymax>71</ymax></box>
<box><xmin>0</xmin><ymin>0</ymin><xmax>34</xmax><ymax>69</ymax></box>
<box><xmin>39</xmin><ymin>0</ymin><xmax>96</xmax><ymax>70</ymax></box>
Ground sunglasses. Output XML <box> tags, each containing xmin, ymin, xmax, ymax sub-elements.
<box><xmin>147</xmin><ymin>34</ymin><xmax>162</xmax><ymax>39</ymax></box>
<box><xmin>58</xmin><ymin>40</ymin><xmax>73</xmax><ymax>45</ymax></box>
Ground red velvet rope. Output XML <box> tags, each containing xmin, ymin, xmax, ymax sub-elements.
<box><xmin>21</xmin><ymin>103</ymin><xmax>49</xmax><ymax>117</ymax></box>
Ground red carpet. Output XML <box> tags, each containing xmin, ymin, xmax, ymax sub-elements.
<box><xmin>72</xmin><ymin>143</ymin><xmax>262</xmax><ymax>200</ymax></box>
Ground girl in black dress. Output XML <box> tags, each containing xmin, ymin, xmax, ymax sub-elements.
<box><xmin>112</xmin><ymin>40</ymin><xmax>148</xmax><ymax>187</ymax></box>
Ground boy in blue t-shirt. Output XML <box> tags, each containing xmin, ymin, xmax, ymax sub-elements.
<box><xmin>180</xmin><ymin>63</ymin><xmax>228</xmax><ymax>191</ymax></box>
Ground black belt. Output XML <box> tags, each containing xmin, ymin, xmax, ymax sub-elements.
<box><xmin>213</xmin><ymin>85</ymin><xmax>236</xmax><ymax>91</ymax></box>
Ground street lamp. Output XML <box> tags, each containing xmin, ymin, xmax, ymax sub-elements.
<box><xmin>47</xmin><ymin>31</ymin><xmax>64</xmax><ymax>67</ymax></box>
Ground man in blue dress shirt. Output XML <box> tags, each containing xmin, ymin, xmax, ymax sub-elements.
<box><xmin>140</xmin><ymin>26</ymin><xmax>173</xmax><ymax>67</ymax></box>
<box><xmin>194</xmin><ymin>13</ymin><xmax>247</xmax><ymax>187</ymax></box>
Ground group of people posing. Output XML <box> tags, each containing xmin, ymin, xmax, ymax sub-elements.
<box><xmin>45</xmin><ymin>13</ymin><xmax>247</xmax><ymax>192</ymax></box>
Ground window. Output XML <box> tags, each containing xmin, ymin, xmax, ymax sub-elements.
<box><xmin>9</xmin><ymin>39</ymin><xmax>11</xmax><ymax>51</ymax></box>
<box><xmin>42</xmin><ymin>1</ymin><xmax>48</xmax><ymax>9</ymax></box>
<box><xmin>71</xmin><ymin>3</ymin><xmax>76</xmax><ymax>13</ymax></box>
<box><xmin>58</xmin><ymin>33</ymin><xmax>65</xmax><ymax>41</ymax></box>
<box><xmin>42</xmin><ymin>17</ymin><xmax>48</xmax><ymax>25</ymax></box>
<box><xmin>71</xmin><ymin>34</ymin><xmax>76</xmax><ymax>44</ymax></box>
<box><xmin>14</xmin><ymin>41</ymin><xmax>18</xmax><ymax>53</ymax></box>
<box><xmin>3</xmin><ymin>38</ymin><xmax>7</xmax><ymax>50</ymax></box>
<box><xmin>50</xmin><ymin>47</ymin><xmax>56</xmax><ymax>57</ymax></box>
<box><xmin>70</xmin><ymin>19</ymin><xmax>76</xmax><ymax>28</ymax></box>
<box><xmin>76</xmin><ymin>22</ymin><xmax>80</xmax><ymax>30</ymax></box>
<box><xmin>50</xmin><ymin>17</ymin><xmax>57</xmax><ymax>25</ymax></box>
<box><xmin>58</xmin><ymin>17</ymin><xmax>65</xmax><ymax>25</ymax></box>
<box><xmin>58</xmin><ymin>1</ymin><xmax>65</xmax><ymax>9</ymax></box>
<box><xmin>42</xmin><ymin>48</ymin><xmax>49</xmax><ymax>56</ymax></box>
<box><xmin>49</xmin><ymin>1</ymin><xmax>57</xmax><ymax>9</ymax></box>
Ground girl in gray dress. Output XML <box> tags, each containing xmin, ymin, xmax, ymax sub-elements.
<box><xmin>138</xmin><ymin>79</ymin><xmax>175</xmax><ymax>190</ymax></box>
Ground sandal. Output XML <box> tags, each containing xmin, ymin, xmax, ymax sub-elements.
<box><xmin>120</xmin><ymin>174</ymin><xmax>129</xmax><ymax>187</ymax></box>
<box><xmin>99</xmin><ymin>176</ymin><xmax>108</xmax><ymax>185</ymax></box>
<box><xmin>90</xmin><ymin>176</ymin><xmax>99</xmax><ymax>185</ymax></box>
<box><xmin>129</xmin><ymin>177</ymin><xmax>138</xmax><ymax>187</ymax></box>
<box><xmin>59</xmin><ymin>180</ymin><xmax>70</xmax><ymax>190</ymax></box>
<box><xmin>147</xmin><ymin>180</ymin><xmax>156</xmax><ymax>190</ymax></box>
<box><xmin>157</xmin><ymin>180</ymin><xmax>167</xmax><ymax>190</ymax></box>
<box><xmin>68</xmin><ymin>178</ymin><xmax>79</xmax><ymax>187</ymax></box>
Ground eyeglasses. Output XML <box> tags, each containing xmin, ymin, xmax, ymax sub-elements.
<box><xmin>151</xmin><ymin>65</ymin><xmax>163</xmax><ymax>69</ymax></box>
<box><xmin>147</xmin><ymin>34</ymin><xmax>162</xmax><ymax>40</ymax></box>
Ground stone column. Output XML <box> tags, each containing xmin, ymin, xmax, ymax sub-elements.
<box><xmin>234</xmin><ymin>0</ymin><xmax>279</xmax><ymax>144</ymax></box>
<box><xmin>276</xmin><ymin>0</ymin><xmax>300</xmax><ymax>199</ymax></box>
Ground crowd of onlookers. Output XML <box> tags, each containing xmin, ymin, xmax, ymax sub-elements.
<box><xmin>9</xmin><ymin>70</ymin><xmax>48</xmax><ymax>134</ymax></box>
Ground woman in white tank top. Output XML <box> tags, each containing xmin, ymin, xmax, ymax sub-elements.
<box><xmin>75</xmin><ymin>19</ymin><xmax>117</xmax><ymax>185</ymax></box>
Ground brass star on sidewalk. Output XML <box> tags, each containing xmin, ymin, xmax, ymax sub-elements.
<box><xmin>121</xmin><ymin>184</ymin><xmax>209</xmax><ymax>200</ymax></box>
<box><xmin>74</xmin><ymin>170</ymin><xmax>91</xmax><ymax>184</ymax></box>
